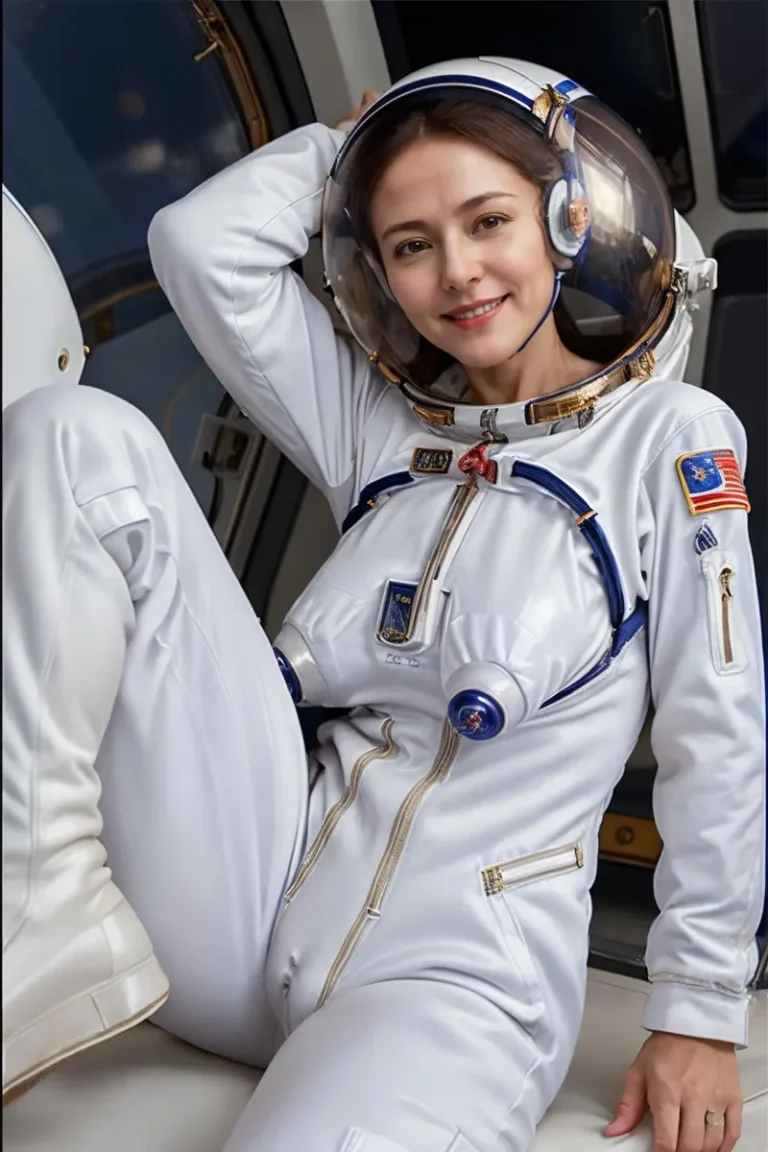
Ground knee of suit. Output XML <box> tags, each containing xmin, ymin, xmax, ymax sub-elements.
<box><xmin>3</xmin><ymin>383</ymin><xmax>176</xmax><ymax>509</ymax></box>
<box><xmin>3</xmin><ymin>382</ymin><xmax>162</xmax><ymax>458</ymax></box>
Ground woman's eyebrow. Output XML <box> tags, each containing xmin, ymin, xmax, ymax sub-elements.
<box><xmin>380</xmin><ymin>191</ymin><xmax>517</xmax><ymax>242</ymax></box>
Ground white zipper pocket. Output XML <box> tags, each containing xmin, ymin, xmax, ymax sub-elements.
<box><xmin>700</xmin><ymin>549</ymin><xmax>747</xmax><ymax>675</ymax></box>
<box><xmin>481</xmin><ymin>841</ymin><xmax>584</xmax><ymax>896</ymax></box>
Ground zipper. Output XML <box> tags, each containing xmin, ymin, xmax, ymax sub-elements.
<box><xmin>700</xmin><ymin>550</ymin><xmax>744</xmax><ymax>674</ymax></box>
<box><xmin>317</xmin><ymin>720</ymin><xmax>461</xmax><ymax>1008</ymax></box>
<box><xmin>385</xmin><ymin>474</ymin><xmax>479</xmax><ymax>647</ymax></box>
<box><xmin>481</xmin><ymin>842</ymin><xmax>584</xmax><ymax>896</ymax></box>
<box><xmin>719</xmin><ymin>566</ymin><xmax>734</xmax><ymax>665</ymax></box>
<box><xmin>283</xmin><ymin>718</ymin><xmax>399</xmax><ymax>902</ymax></box>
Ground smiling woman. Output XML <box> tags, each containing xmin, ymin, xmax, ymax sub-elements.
<box><xmin>3</xmin><ymin>52</ymin><xmax>763</xmax><ymax>1152</ymax></box>
<box><xmin>367</xmin><ymin>124</ymin><xmax>604</xmax><ymax>405</ymax></box>
<box><xmin>324</xmin><ymin>78</ymin><xmax>676</xmax><ymax>424</ymax></box>
<box><xmin>342</xmin><ymin>99</ymin><xmax>573</xmax><ymax>401</ymax></box>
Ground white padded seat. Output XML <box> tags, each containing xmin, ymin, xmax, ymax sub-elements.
<box><xmin>4</xmin><ymin>970</ymin><xmax>766</xmax><ymax>1151</ymax></box>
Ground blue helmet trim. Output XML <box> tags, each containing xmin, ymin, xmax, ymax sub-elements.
<box><xmin>555</xmin><ymin>78</ymin><xmax>580</xmax><ymax>97</ymax></box>
<box><xmin>333</xmin><ymin>73</ymin><xmax>555</xmax><ymax>178</ymax></box>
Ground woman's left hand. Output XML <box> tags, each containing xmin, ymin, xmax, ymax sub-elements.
<box><xmin>604</xmin><ymin>1031</ymin><xmax>743</xmax><ymax>1150</ymax></box>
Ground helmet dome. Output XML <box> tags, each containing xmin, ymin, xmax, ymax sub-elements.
<box><xmin>323</xmin><ymin>58</ymin><xmax>710</xmax><ymax>424</ymax></box>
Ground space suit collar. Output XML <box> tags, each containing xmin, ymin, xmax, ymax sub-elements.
<box><xmin>397</xmin><ymin>261</ymin><xmax>709</xmax><ymax>445</ymax></box>
<box><xmin>399</xmin><ymin>355</ymin><xmax>652</xmax><ymax>443</ymax></box>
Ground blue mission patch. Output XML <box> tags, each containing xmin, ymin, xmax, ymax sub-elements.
<box><xmin>378</xmin><ymin>580</ymin><xmax>417</xmax><ymax>644</ymax></box>
<box><xmin>410</xmin><ymin>448</ymin><xmax>452</xmax><ymax>475</ymax></box>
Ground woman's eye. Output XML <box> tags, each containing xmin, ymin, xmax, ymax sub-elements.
<box><xmin>395</xmin><ymin>239</ymin><xmax>429</xmax><ymax>258</ymax></box>
<box><xmin>476</xmin><ymin>214</ymin><xmax>506</xmax><ymax>232</ymax></box>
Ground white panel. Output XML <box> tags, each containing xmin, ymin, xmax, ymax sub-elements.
<box><xmin>279</xmin><ymin>0</ymin><xmax>391</xmax><ymax>127</ymax></box>
<box><xmin>666</xmin><ymin>0</ymin><xmax>767</xmax><ymax>388</ymax></box>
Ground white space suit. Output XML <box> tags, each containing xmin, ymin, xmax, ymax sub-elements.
<box><xmin>2</xmin><ymin>60</ymin><xmax>765</xmax><ymax>1152</ymax></box>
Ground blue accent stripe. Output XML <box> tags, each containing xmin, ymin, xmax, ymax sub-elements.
<box><xmin>555</xmin><ymin>78</ymin><xmax>579</xmax><ymax>96</ymax></box>
<box><xmin>512</xmin><ymin>461</ymin><xmax>625</xmax><ymax>630</ymax></box>
<box><xmin>542</xmin><ymin>600</ymin><xmax>648</xmax><ymax>707</ymax></box>
<box><xmin>611</xmin><ymin>600</ymin><xmax>649</xmax><ymax>653</ymax></box>
<box><xmin>333</xmin><ymin>73</ymin><xmax>540</xmax><ymax>177</ymax></box>
<box><xmin>342</xmin><ymin>470</ymin><xmax>414</xmax><ymax>534</ymax></box>
<box><xmin>511</xmin><ymin>458</ymin><xmax>644</xmax><ymax>707</ymax></box>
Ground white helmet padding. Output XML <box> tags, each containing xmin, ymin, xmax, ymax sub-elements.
<box><xmin>2</xmin><ymin>186</ymin><xmax>85</xmax><ymax>410</ymax></box>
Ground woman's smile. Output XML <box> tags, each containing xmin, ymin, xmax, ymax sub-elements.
<box><xmin>442</xmin><ymin>294</ymin><xmax>510</xmax><ymax>329</ymax></box>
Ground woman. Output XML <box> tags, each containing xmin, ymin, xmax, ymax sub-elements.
<box><xmin>3</xmin><ymin>58</ymin><xmax>764</xmax><ymax>1152</ymax></box>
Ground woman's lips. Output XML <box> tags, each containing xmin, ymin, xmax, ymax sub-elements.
<box><xmin>443</xmin><ymin>295</ymin><xmax>508</xmax><ymax>330</ymax></box>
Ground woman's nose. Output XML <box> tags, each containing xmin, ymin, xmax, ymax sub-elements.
<box><xmin>440</xmin><ymin>240</ymin><xmax>482</xmax><ymax>292</ymax></box>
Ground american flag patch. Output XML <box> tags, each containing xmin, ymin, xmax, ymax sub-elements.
<box><xmin>676</xmin><ymin>449</ymin><xmax>751</xmax><ymax>517</ymax></box>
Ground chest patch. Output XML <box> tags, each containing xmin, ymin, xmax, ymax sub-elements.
<box><xmin>377</xmin><ymin>580</ymin><xmax>417</xmax><ymax>644</ymax></box>
<box><xmin>675</xmin><ymin>449</ymin><xmax>751</xmax><ymax>516</ymax></box>
<box><xmin>411</xmin><ymin>447</ymin><xmax>452</xmax><ymax>475</ymax></box>
<box><xmin>693</xmin><ymin>521</ymin><xmax>719</xmax><ymax>554</ymax></box>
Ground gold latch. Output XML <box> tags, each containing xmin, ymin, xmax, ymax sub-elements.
<box><xmin>481</xmin><ymin>865</ymin><xmax>504</xmax><ymax>897</ymax></box>
<box><xmin>629</xmin><ymin>349</ymin><xmax>656</xmax><ymax>382</ymax></box>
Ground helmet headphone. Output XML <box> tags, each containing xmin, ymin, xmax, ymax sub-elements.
<box><xmin>537</xmin><ymin>91</ymin><xmax>590</xmax><ymax>261</ymax></box>
<box><xmin>544</xmin><ymin>174</ymin><xmax>590</xmax><ymax>259</ymax></box>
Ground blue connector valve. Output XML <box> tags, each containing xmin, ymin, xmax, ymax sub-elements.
<box><xmin>274</xmin><ymin>647</ymin><xmax>302</xmax><ymax>704</ymax></box>
<box><xmin>447</xmin><ymin>691</ymin><xmax>506</xmax><ymax>740</ymax></box>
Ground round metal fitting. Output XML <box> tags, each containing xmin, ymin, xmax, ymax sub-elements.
<box><xmin>447</xmin><ymin>690</ymin><xmax>505</xmax><ymax>740</ymax></box>
<box><xmin>273</xmin><ymin>647</ymin><xmax>302</xmax><ymax>704</ymax></box>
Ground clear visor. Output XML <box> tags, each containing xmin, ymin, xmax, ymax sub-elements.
<box><xmin>322</xmin><ymin>88</ymin><xmax>677</xmax><ymax>396</ymax></box>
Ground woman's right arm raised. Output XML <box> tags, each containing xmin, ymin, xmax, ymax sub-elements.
<box><xmin>148</xmin><ymin>121</ymin><xmax>381</xmax><ymax>506</ymax></box>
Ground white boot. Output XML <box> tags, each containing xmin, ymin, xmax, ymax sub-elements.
<box><xmin>3</xmin><ymin>894</ymin><xmax>169</xmax><ymax>1105</ymax></box>
<box><xmin>2</xmin><ymin>390</ymin><xmax>169</xmax><ymax>1104</ymax></box>
<box><xmin>2</xmin><ymin>771</ymin><xmax>169</xmax><ymax>1104</ymax></box>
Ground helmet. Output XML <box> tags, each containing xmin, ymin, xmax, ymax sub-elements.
<box><xmin>323</xmin><ymin>58</ymin><xmax>716</xmax><ymax>426</ymax></box>
<box><xmin>652</xmin><ymin>210</ymin><xmax>715</xmax><ymax>385</ymax></box>
<box><xmin>2</xmin><ymin>185</ymin><xmax>86</xmax><ymax>410</ymax></box>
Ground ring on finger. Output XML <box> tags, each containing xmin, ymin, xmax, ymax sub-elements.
<box><xmin>704</xmin><ymin>1110</ymin><xmax>725</xmax><ymax>1127</ymax></box>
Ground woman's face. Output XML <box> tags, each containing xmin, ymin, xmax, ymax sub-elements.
<box><xmin>370</xmin><ymin>135</ymin><xmax>557</xmax><ymax>369</ymax></box>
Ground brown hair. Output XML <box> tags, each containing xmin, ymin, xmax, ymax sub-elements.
<box><xmin>347</xmin><ymin>98</ymin><xmax>561</xmax><ymax>256</ymax></box>
<box><xmin>340</xmin><ymin>98</ymin><xmax>565</xmax><ymax>386</ymax></box>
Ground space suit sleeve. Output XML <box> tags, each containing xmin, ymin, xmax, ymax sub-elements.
<box><xmin>148</xmin><ymin>123</ymin><xmax>380</xmax><ymax>514</ymax></box>
<box><xmin>639</xmin><ymin>402</ymin><xmax>766</xmax><ymax>1047</ymax></box>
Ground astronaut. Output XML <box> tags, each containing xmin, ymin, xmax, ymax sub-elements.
<box><xmin>2</xmin><ymin>58</ymin><xmax>765</xmax><ymax>1152</ymax></box>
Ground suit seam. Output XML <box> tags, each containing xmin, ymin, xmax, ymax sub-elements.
<box><xmin>639</xmin><ymin>404</ymin><xmax>732</xmax><ymax>479</ymax></box>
